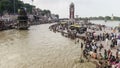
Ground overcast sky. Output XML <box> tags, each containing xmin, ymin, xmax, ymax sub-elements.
<box><xmin>23</xmin><ymin>0</ymin><xmax>120</xmax><ymax>18</ymax></box>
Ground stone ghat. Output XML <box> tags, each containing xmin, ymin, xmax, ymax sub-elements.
<box><xmin>49</xmin><ymin>23</ymin><xmax>86</xmax><ymax>40</ymax></box>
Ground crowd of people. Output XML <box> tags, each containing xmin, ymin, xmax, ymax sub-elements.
<box><xmin>49</xmin><ymin>21</ymin><xmax>120</xmax><ymax>68</ymax></box>
<box><xmin>74</xmin><ymin>24</ymin><xmax>120</xmax><ymax>68</ymax></box>
<box><xmin>80</xmin><ymin>31</ymin><xmax>120</xmax><ymax>68</ymax></box>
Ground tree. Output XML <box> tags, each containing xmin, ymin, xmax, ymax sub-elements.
<box><xmin>105</xmin><ymin>16</ymin><xmax>111</xmax><ymax>20</ymax></box>
<box><xmin>41</xmin><ymin>10</ymin><xmax>51</xmax><ymax>16</ymax></box>
<box><xmin>0</xmin><ymin>0</ymin><xmax>12</xmax><ymax>14</ymax></box>
<box><xmin>24</xmin><ymin>3</ymin><xmax>33</xmax><ymax>13</ymax></box>
<box><xmin>98</xmin><ymin>16</ymin><xmax>104</xmax><ymax>20</ymax></box>
<box><xmin>0</xmin><ymin>0</ymin><xmax>34</xmax><ymax>15</ymax></box>
<box><xmin>55</xmin><ymin>14</ymin><xmax>59</xmax><ymax>19</ymax></box>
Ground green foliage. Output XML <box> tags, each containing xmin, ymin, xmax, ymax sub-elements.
<box><xmin>41</xmin><ymin>10</ymin><xmax>51</xmax><ymax>16</ymax></box>
<box><xmin>24</xmin><ymin>3</ymin><xmax>34</xmax><ymax>13</ymax></box>
<box><xmin>0</xmin><ymin>0</ymin><xmax>12</xmax><ymax>13</ymax></box>
<box><xmin>0</xmin><ymin>0</ymin><xmax>33</xmax><ymax>15</ymax></box>
<box><xmin>105</xmin><ymin>16</ymin><xmax>111</xmax><ymax>20</ymax></box>
<box><xmin>55</xmin><ymin>15</ymin><xmax>59</xmax><ymax>19</ymax></box>
<box><xmin>80</xmin><ymin>16</ymin><xmax>120</xmax><ymax>21</ymax></box>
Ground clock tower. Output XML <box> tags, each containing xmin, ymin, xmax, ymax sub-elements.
<box><xmin>69</xmin><ymin>2</ymin><xmax>75</xmax><ymax>19</ymax></box>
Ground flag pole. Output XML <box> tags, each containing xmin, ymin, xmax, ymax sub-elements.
<box><xmin>14</xmin><ymin>0</ymin><xmax>16</xmax><ymax>15</ymax></box>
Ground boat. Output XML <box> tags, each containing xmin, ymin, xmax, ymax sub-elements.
<box><xmin>16</xmin><ymin>18</ymin><xmax>30</xmax><ymax>30</ymax></box>
<box><xmin>16</xmin><ymin>7</ymin><xmax>30</xmax><ymax>30</ymax></box>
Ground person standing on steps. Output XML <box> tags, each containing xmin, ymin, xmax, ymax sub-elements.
<box><xmin>81</xmin><ymin>42</ymin><xmax>84</xmax><ymax>50</ymax></box>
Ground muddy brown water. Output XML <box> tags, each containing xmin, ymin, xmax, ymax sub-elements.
<box><xmin>0</xmin><ymin>24</ymin><xmax>95</xmax><ymax>68</ymax></box>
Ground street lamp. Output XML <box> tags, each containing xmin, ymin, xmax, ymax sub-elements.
<box><xmin>13</xmin><ymin>0</ymin><xmax>16</xmax><ymax>15</ymax></box>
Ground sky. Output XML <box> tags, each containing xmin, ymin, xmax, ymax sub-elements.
<box><xmin>23</xmin><ymin>0</ymin><xmax>120</xmax><ymax>18</ymax></box>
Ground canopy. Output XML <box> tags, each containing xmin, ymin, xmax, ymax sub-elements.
<box><xmin>70</xmin><ymin>24</ymin><xmax>81</xmax><ymax>28</ymax></box>
<box><xmin>60</xmin><ymin>22</ymin><xmax>67</xmax><ymax>24</ymax></box>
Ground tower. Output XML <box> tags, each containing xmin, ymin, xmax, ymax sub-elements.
<box><xmin>69</xmin><ymin>2</ymin><xmax>75</xmax><ymax>19</ymax></box>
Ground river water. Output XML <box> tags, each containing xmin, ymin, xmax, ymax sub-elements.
<box><xmin>0</xmin><ymin>24</ymin><xmax>91</xmax><ymax>68</ymax></box>
<box><xmin>91</xmin><ymin>20</ymin><xmax>120</xmax><ymax>27</ymax></box>
<box><xmin>0</xmin><ymin>21</ymin><xmax>119</xmax><ymax>68</ymax></box>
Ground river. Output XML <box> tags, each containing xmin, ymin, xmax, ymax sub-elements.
<box><xmin>0</xmin><ymin>24</ymin><xmax>92</xmax><ymax>68</ymax></box>
<box><xmin>90</xmin><ymin>20</ymin><xmax>120</xmax><ymax>27</ymax></box>
<box><xmin>0</xmin><ymin>21</ymin><xmax>119</xmax><ymax>68</ymax></box>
